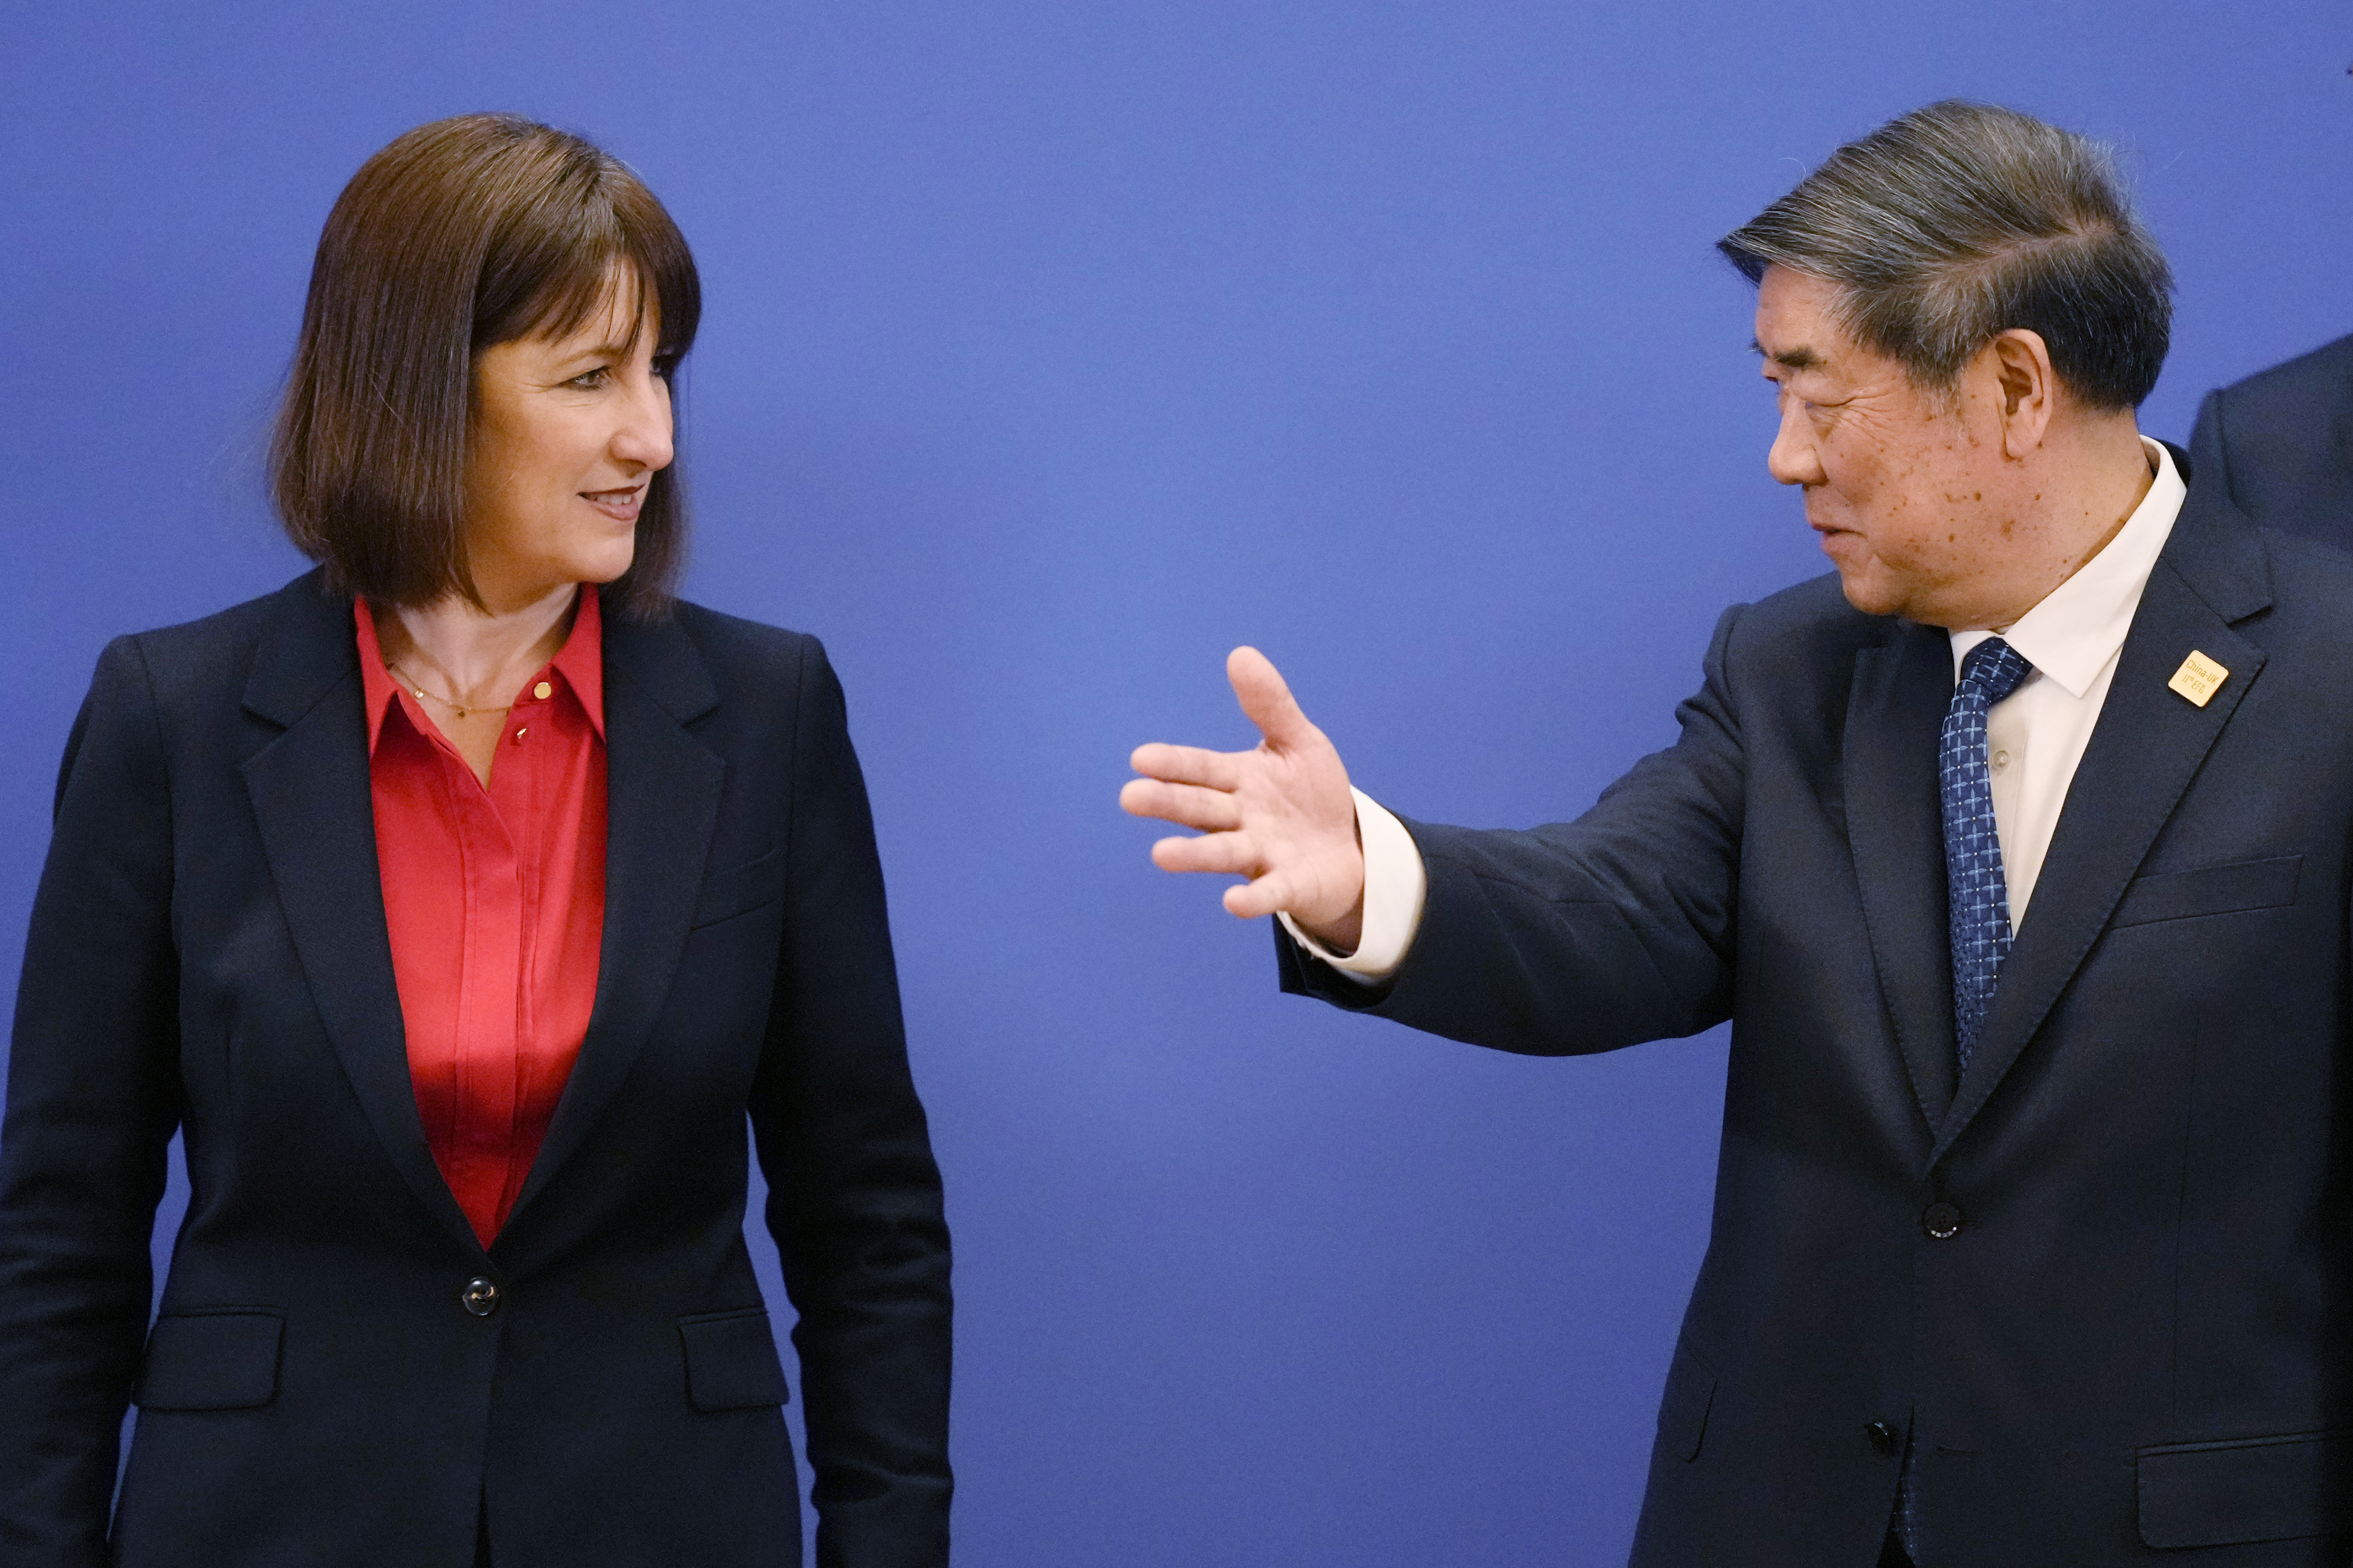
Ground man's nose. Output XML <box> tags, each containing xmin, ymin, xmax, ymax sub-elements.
<box><xmin>1766</xmin><ymin>400</ymin><xmax>1822</xmax><ymax>488</ymax></box>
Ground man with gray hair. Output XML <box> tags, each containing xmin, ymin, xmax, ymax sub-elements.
<box><xmin>1125</xmin><ymin>101</ymin><xmax>2353</xmax><ymax>1564</ymax></box>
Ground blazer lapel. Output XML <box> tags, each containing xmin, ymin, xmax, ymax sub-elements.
<box><xmin>1932</xmin><ymin>488</ymin><xmax>2274</xmax><ymax>1163</ymax></box>
<box><xmin>505</xmin><ymin>611</ymin><xmax>724</xmax><ymax>1230</ymax></box>
<box><xmin>239</xmin><ymin>574</ymin><xmax>483</xmax><ymax>1255</ymax></box>
<box><xmin>1844</xmin><ymin>618</ymin><xmax>1960</xmax><ymax>1131</ymax></box>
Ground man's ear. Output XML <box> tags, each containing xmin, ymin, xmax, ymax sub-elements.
<box><xmin>1984</xmin><ymin>329</ymin><xmax>2056</xmax><ymax>458</ymax></box>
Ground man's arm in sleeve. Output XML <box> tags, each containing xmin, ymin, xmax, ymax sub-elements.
<box><xmin>1272</xmin><ymin>604</ymin><xmax>1750</xmax><ymax>1058</ymax></box>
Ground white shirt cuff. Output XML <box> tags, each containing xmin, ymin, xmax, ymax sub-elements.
<box><xmin>1277</xmin><ymin>788</ymin><xmax>1427</xmax><ymax>984</ymax></box>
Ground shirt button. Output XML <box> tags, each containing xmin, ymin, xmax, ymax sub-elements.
<box><xmin>1922</xmin><ymin>1202</ymin><xmax>1963</xmax><ymax>1240</ymax></box>
<box><xmin>1866</xmin><ymin>1420</ymin><xmax>1901</xmax><ymax>1457</ymax></box>
<box><xmin>534</xmin><ymin>682</ymin><xmax>552</xmax><ymax>700</ymax></box>
<box><xmin>461</xmin><ymin>1276</ymin><xmax>502</xmax><ymax>1316</ymax></box>
<box><xmin>515</xmin><ymin>727</ymin><xmax>528</xmax><ymax>742</ymax></box>
<box><xmin>1990</xmin><ymin>748</ymin><xmax>2010</xmax><ymax>772</ymax></box>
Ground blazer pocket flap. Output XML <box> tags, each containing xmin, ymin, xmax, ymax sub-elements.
<box><xmin>691</xmin><ymin>847</ymin><xmax>785</xmax><ymax>930</ymax></box>
<box><xmin>2111</xmin><ymin>855</ymin><xmax>2301</xmax><ymax>930</ymax></box>
<box><xmin>1657</xmin><ymin>1340</ymin><xmax>1717</xmax><ymax>1464</ymax></box>
<box><xmin>2138</xmin><ymin>1428</ymin><xmax>2353</xmax><ymax>1547</ymax></box>
<box><xmin>134</xmin><ymin>1312</ymin><xmax>283</xmax><ymax>1411</ymax></box>
<box><xmin>679</xmin><ymin>1309</ymin><xmax>790</xmax><ymax>1411</ymax></box>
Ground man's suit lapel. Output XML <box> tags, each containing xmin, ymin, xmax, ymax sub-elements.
<box><xmin>1844</xmin><ymin>619</ymin><xmax>1962</xmax><ymax>1129</ymax></box>
<box><xmin>1931</xmin><ymin>485</ymin><xmax>2274</xmax><ymax>1163</ymax></box>
<box><xmin>240</xmin><ymin>574</ymin><xmax>484</xmax><ymax>1255</ymax></box>
<box><xmin>504</xmin><ymin>610</ymin><xmax>724</xmax><ymax>1232</ymax></box>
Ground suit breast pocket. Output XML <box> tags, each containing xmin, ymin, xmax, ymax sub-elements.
<box><xmin>691</xmin><ymin>847</ymin><xmax>785</xmax><ymax>930</ymax></box>
<box><xmin>2109</xmin><ymin>855</ymin><xmax>2301</xmax><ymax>930</ymax></box>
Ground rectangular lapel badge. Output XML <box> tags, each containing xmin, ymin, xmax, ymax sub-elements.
<box><xmin>2168</xmin><ymin>650</ymin><xmax>2229</xmax><ymax>707</ymax></box>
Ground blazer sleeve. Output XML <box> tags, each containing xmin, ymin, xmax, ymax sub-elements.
<box><xmin>747</xmin><ymin>639</ymin><xmax>952</xmax><ymax>1568</ymax></box>
<box><xmin>1278</xmin><ymin>603</ymin><xmax>1749</xmax><ymax>1055</ymax></box>
<box><xmin>0</xmin><ymin>637</ymin><xmax>185</xmax><ymax>1566</ymax></box>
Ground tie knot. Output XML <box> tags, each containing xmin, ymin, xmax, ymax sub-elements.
<box><xmin>1959</xmin><ymin>637</ymin><xmax>2032</xmax><ymax>707</ymax></box>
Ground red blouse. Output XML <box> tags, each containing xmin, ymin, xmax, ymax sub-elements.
<box><xmin>354</xmin><ymin>589</ymin><xmax>608</xmax><ymax>1248</ymax></box>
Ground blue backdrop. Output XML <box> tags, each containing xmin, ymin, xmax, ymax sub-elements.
<box><xmin>7</xmin><ymin>2</ymin><xmax>2349</xmax><ymax>1562</ymax></box>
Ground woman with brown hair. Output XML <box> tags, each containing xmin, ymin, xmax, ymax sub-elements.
<box><xmin>0</xmin><ymin>114</ymin><xmax>950</xmax><ymax>1568</ymax></box>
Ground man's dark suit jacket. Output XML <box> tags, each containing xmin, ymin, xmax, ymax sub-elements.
<box><xmin>0</xmin><ymin>572</ymin><xmax>952</xmax><ymax>1568</ymax></box>
<box><xmin>1282</xmin><ymin>467</ymin><xmax>2353</xmax><ymax>1564</ymax></box>
<box><xmin>2190</xmin><ymin>332</ymin><xmax>2353</xmax><ymax>544</ymax></box>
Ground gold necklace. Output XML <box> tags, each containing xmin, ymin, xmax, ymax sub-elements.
<box><xmin>386</xmin><ymin>661</ymin><xmax>514</xmax><ymax>722</ymax></box>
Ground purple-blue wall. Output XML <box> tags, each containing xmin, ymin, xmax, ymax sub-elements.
<box><xmin>7</xmin><ymin>3</ymin><xmax>2349</xmax><ymax>1561</ymax></box>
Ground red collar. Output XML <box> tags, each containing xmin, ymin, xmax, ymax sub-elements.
<box><xmin>354</xmin><ymin>584</ymin><xmax>606</xmax><ymax>753</ymax></box>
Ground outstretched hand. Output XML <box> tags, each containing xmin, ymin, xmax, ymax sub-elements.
<box><xmin>1121</xmin><ymin>647</ymin><xmax>1366</xmax><ymax>954</ymax></box>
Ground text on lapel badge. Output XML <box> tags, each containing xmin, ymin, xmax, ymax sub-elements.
<box><xmin>2167</xmin><ymin>650</ymin><xmax>2228</xmax><ymax>707</ymax></box>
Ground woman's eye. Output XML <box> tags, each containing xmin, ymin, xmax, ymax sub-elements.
<box><xmin>566</xmin><ymin>366</ymin><xmax>611</xmax><ymax>389</ymax></box>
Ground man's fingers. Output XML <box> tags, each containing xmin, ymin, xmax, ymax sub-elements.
<box><xmin>1146</xmin><ymin>830</ymin><xmax>1355</xmax><ymax>933</ymax></box>
<box><xmin>1221</xmin><ymin>874</ymin><xmax>1286</xmax><ymax>920</ymax></box>
<box><xmin>1226</xmin><ymin>646</ymin><xmax>1317</xmax><ymax>751</ymax></box>
<box><xmin>1129</xmin><ymin>742</ymin><xmax>1243</xmax><ymax>790</ymax></box>
<box><xmin>1125</xmin><ymin>648</ymin><xmax>1356</xmax><ymax>922</ymax></box>
<box><xmin>1119</xmin><ymin>778</ymin><xmax>1243</xmax><ymax>831</ymax></box>
<box><xmin>1150</xmin><ymin>832</ymin><xmax>1260</xmax><ymax>876</ymax></box>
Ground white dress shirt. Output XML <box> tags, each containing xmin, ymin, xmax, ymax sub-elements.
<box><xmin>1288</xmin><ymin>438</ymin><xmax>2188</xmax><ymax>981</ymax></box>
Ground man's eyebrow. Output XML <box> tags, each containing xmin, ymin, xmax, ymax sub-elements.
<box><xmin>1749</xmin><ymin>338</ymin><xmax>1825</xmax><ymax>371</ymax></box>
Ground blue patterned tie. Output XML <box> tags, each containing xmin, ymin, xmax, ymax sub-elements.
<box><xmin>1896</xmin><ymin>637</ymin><xmax>2030</xmax><ymax>1562</ymax></box>
<box><xmin>1940</xmin><ymin>637</ymin><xmax>2033</xmax><ymax>1075</ymax></box>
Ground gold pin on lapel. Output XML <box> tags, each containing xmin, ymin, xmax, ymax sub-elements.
<box><xmin>2168</xmin><ymin>650</ymin><xmax>2229</xmax><ymax>707</ymax></box>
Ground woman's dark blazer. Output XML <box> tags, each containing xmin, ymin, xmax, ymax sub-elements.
<box><xmin>0</xmin><ymin>570</ymin><xmax>952</xmax><ymax>1568</ymax></box>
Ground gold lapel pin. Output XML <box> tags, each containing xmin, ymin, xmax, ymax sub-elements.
<box><xmin>2167</xmin><ymin>650</ymin><xmax>2229</xmax><ymax>707</ymax></box>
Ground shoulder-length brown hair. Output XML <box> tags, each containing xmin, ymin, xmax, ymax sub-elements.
<box><xmin>272</xmin><ymin>112</ymin><xmax>701</xmax><ymax>620</ymax></box>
